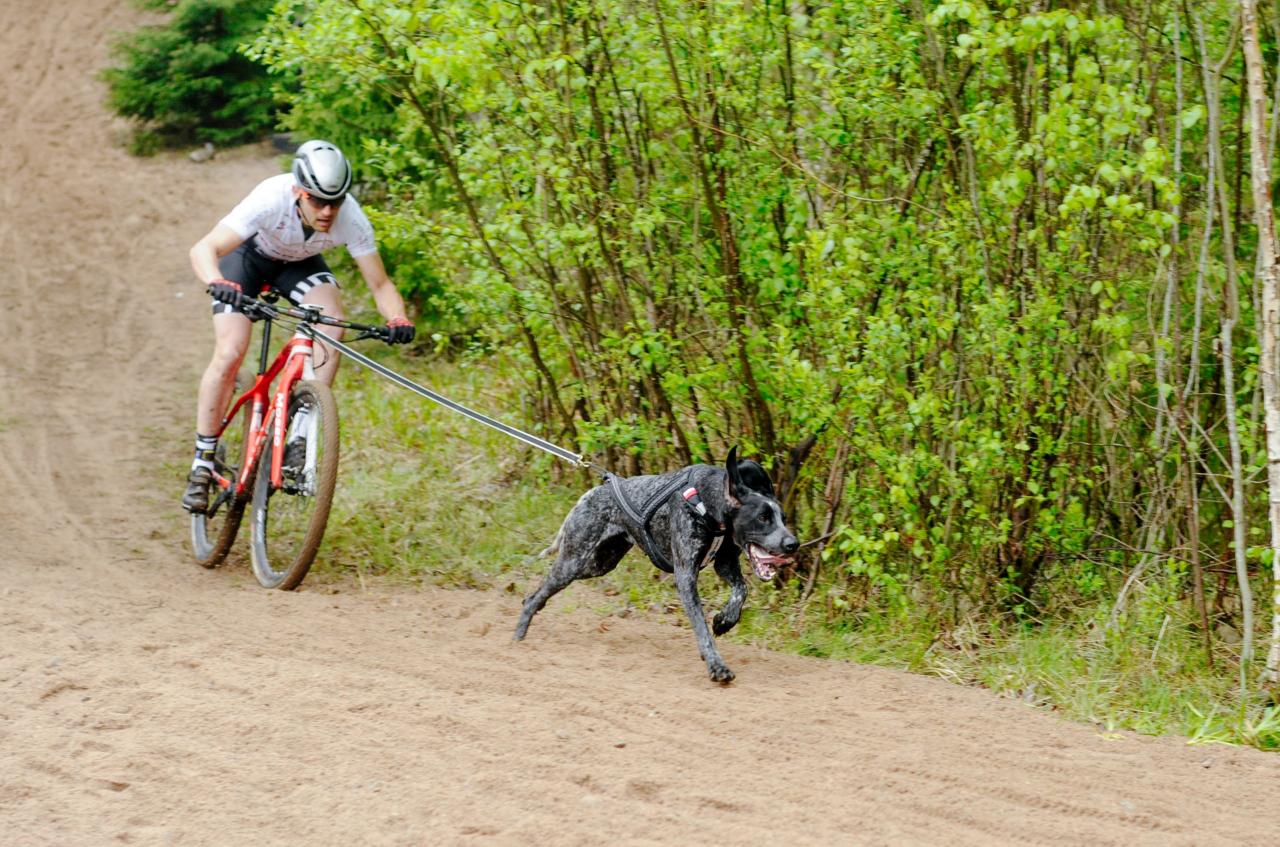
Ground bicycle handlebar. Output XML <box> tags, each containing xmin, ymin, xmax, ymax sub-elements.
<box><xmin>240</xmin><ymin>297</ymin><xmax>392</xmax><ymax>342</ymax></box>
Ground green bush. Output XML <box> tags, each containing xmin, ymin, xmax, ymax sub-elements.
<box><xmin>103</xmin><ymin>0</ymin><xmax>277</xmax><ymax>151</ymax></box>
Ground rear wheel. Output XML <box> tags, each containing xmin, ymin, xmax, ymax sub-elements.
<box><xmin>249</xmin><ymin>379</ymin><xmax>339</xmax><ymax>590</ymax></box>
<box><xmin>190</xmin><ymin>372</ymin><xmax>255</xmax><ymax>567</ymax></box>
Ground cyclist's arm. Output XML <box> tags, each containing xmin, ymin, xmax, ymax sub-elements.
<box><xmin>189</xmin><ymin>224</ymin><xmax>247</xmax><ymax>284</ymax></box>
<box><xmin>354</xmin><ymin>251</ymin><xmax>409</xmax><ymax>322</ymax></box>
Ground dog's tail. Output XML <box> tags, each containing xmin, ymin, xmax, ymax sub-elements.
<box><xmin>538</xmin><ymin>488</ymin><xmax>595</xmax><ymax>559</ymax></box>
<box><xmin>537</xmin><ymin>525</ymin><xmax>564</xmax><ymax>559</ymax></box>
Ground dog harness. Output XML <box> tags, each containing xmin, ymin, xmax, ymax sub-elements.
<box><xmin>604</xmin><ymin>472</ymin><xmax>727</xmax><ymax>574</ymax></box>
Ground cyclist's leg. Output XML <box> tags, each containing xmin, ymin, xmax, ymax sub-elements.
<box><xmin>299</xmin><ymin>283</ymin><xmax>345</xmax><ymax>387</ymax></box>
<box><xmin>262</xmin><ymin>259</ymin><xmax>340</xmax><ymax>474</ymax></box>
<box><xmin>185</xmin><ymin>244</ymin><xmax>269</xmax><ymax>511</ymax></box>
<box><xmin>196</xmin><ymin>313</ymin><xmax>253</xmax><ymax>433</ymax></box>
<box><xmin>273</xmin><ymin>258</ymin><xmax>344</xmax><ymax>386</ymax></box>
<box><xmin>185</xmin><ymin>313</ymin><xmax>252</xmax><ymax>511</ymax></box>
<box><xmin>197</xmin><ymin>242</ymin><xmax>270</xmax><ymax>431</ymax></box>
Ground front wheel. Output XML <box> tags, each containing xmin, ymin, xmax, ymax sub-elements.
<box><xmin>249</xmin><ymin>379</ymin><xmax>339</xmax><ymax>590</ymax></box>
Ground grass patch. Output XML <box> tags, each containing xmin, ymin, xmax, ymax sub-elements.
<box><xmin>726</xmin><ymin>596</ymin><xmax>1280</xmax><ymax>748</ymax></box>
<box><xmin>319</xmin><ymin>349</ymin><xmax>579</xmax><ymax>588</ymax></box>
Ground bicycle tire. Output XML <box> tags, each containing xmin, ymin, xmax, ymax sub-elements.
<box><xmin>190</xmin><ymin>371</ymin><xmax>255</xmax><ymax>568</ymax></box>
<box><xmin>249</xmin><ymin>379</ymin><xmax>339</xmax><ymax>590</ymax></box>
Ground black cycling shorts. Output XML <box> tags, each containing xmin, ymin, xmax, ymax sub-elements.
<box><xmin>212</xmin><ymin>237</ymin><xmax>340</xmax><ymax>316</ymax></box>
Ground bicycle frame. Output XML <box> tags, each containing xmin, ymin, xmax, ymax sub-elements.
<box><xmin>202</xmin><ymin>298</ymin><xmax>390</xmax><ymax>516</ymax></box>
<box><xmin>213</xmin><ymin>322</ymin><xmax>316</xmax><ymax>499</ymax></box>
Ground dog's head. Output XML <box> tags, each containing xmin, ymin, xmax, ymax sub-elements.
<box><xmin>724</xmin><ymin>446</ymin><xmax>798</xmax><ymax>581</ymax></box>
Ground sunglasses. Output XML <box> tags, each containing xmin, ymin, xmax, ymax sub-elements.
<box><xmin>303</xmin><ymin>193</ymin><xmax>346</xmax><ymax>209</ymax></box>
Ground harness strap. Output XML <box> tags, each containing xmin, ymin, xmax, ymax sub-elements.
<box><xmin>606</xmin><ymin>473</ymin><xmax>681</xmax><ymax>573</ymax></box>
<box><xmin>700</xmin><ymin>534</ymin><xmax>726</xmax><ymax>569</ymax></box>
<box><xmin>605</xmin><ymin>473</ymin><xmax>649</xmax><ymax>534</ymax></box>
<box><xmin>606</xmin><ymin>473</ymin><xmax>728</xmax><ymax>574</ymax></box>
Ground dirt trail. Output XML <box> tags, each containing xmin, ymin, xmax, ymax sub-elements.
<box><xmin>2</xmin><ymin>3</ymin><xmax>1279</xmax><ymax>845</ymax></box>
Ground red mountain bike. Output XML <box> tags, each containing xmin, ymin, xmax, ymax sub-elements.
<box><xmin>189</xmin><ymin>293</ymin><xmax>393</xmax><ymax>589</ymax></box>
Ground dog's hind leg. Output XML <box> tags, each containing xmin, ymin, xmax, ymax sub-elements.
<box><xmin>711</xmin><ymin>553</ymin><xmax>748</xmax><ymax>636</ymax></box>
<box><xmin>513</xmin><ymin>564</ymin><xmax>576</xmax><ymax>641</ymax></box>
<box><xmin>514</xmin><ymin>531</ymin><xmax>632</xmax><ymax>640</ymax></box>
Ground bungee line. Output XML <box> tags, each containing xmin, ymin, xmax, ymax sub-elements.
<box><xmin>304</xmin><ymin>327</ymin><xmax>608</xmax><ymax>476</ymax></box>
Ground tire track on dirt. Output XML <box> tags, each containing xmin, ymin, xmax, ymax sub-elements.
<box><xmin>0</xmin><ymin>2</ymin><xmax>267</xmax><ymax>554</ymax></box>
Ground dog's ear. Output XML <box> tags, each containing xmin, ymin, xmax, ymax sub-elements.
<box><xmin>734</xmin><ymin>459</ymin><xmax>775</xmax><ymax>498</ymax></box>
<box><xmin>725</xmin><ymin>445</ymin><xmax>742</xmax><ymax>508</ymax></box>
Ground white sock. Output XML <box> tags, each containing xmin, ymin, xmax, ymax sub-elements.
<box><xmin>192</xmin><ymin>434</ymin><xmax>217</xmax><ymax>472</ymax></box>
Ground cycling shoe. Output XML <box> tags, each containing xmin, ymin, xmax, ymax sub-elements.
<box><xmin>182</xmin><ymin>466</ymin><xmax>213</xmax><ymax>513</ymax></box>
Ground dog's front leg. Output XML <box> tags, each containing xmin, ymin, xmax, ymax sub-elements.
<box><xmin>712</xmin><ymin>553</ymin><xmax>747</xmax><ymax>636</ymax></box>
<box><xmin>673</xmin><ymin>562</ymin><xmax>734</xmax><ymax>684</ymax></box>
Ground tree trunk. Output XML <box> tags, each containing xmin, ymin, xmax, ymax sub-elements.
<box><xmin>1241</xmin><ymin>0</ymin><xmax>1280</xmax><ymax>685</ymax></box>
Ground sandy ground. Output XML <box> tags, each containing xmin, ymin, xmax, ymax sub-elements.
<box><xmin>2</xmin><ymin>2</ymin><xmax>1280</xmax><ymax>845</ymax></box>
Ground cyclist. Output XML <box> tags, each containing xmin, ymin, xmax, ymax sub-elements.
<box><xmin>182</xmin><ymin>139</ymin><xmax>416</xmax><ymax>513</ymax></box>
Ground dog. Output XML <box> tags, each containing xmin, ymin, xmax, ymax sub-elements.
<box><xmin>514</xmin><ymin>448</ymin><xmax>798</xmax><ymax>683</ymax></box>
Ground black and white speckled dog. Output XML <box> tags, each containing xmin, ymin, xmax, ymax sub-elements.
<box><xmin>514</xmin><ymin>448</ymin><xmax>798</xmax><ymax>683</ymax></box>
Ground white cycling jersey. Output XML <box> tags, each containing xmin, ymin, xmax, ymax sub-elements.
<box><xmin>220</xmin><ymin>173</ymin><xmax>377</xmax><ymax>262</ymax></box>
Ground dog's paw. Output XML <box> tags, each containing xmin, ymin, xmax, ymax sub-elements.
<box><xmin>712</xmin><ymin>612</ymin><xmax>737</xmax><ymax>636</ymax></box>
<box><xmin>708</xmin><ymin>662</ymin><xmax>735</xmax><ymax>685</ymax></box>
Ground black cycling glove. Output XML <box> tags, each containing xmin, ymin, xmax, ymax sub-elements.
<box><xmin>207</xmin><ymin>278</ymin><xmax>243</xmax><ymax>308</ymax></box>
<box><xmin>386</xmin><ymin>316</ymin><xmax>416</xmax><ymax>345</ymax></box>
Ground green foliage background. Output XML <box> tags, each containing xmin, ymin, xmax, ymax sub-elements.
<box><xmin>250</xmin><ymin>0</ymin><xmax>1251</xmax><ymax>619</ymax></box>
<box><xmin>104</xmin><ymin>0</ymin><xmax>278</xmax><ymax>151</ymax></box>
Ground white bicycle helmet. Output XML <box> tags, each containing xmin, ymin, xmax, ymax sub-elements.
<box><xmin>292</xmin><ymin>139</ymin><xmax>352</xmax><ymax>200</ymax></box>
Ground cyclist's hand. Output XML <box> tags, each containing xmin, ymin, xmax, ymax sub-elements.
<box><xmin>207</xmin><ymin>278</ymin><xmax>243</xmax><ymax>308</ymax></box>
<box><xmin>386</xmin><ymin>316</ymin><xmax>415</xmax><ymax>345</ymax></box>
